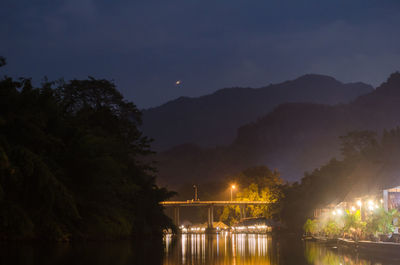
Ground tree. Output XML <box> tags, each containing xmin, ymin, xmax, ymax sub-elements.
<box><xmin>342</xmin><ymin>210</ymin><xmax>365</xmax><ymax>240</ymax></box>
<box><xmin>220</xmin><ymin>166</ymin><xmax>283</xmax><ymax>224</ymax></box>
<box><xmin>323</xmin><ymin>220</ymin><xmax>340</xmax><ymax>238</ymax></box>
<box><xmin>303</xmin><ymin>219</ymin><xmax>320</xmax><ymax>236</ymax></box>
<box><xmin>339</xmin><ymin>130</ymin><xmax>378</xmax><ymax>159</ymax></box>
<box><xmin>366</xmin><ymin>208</ymin><xmax>399</xmax><ymax>237</ymax></box>
<box><xmin>0</xmin><ymin>70</ymin><xmax>175</xmax><ymax>240</ymax></box>
<box><xmin>281</xmin><ymin>130</ymin><xmax>383</xmax><ymax>232</ymax></box>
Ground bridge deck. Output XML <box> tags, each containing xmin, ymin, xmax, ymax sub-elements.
<box><xmin>160</xmin><ymin>200</ymin><xmax>270</xmax><ymax>207</ymax></box>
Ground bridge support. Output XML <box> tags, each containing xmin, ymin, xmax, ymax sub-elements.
<box><xmin>161</xmin><ymin>201</ymin><xmax>270</xmax><ymax>231</ymax></box>
<box><xmin>173</xmin><ymin>206</ymin><xmax>180</xmax><ymax>227</ymax></box>
<box><xmin>207</xmin><ymin>205</ymin><xmax>214</xmax><ymax>228</ymax></box>
<box><xmin>240</xmin><ymin>205</ymin><xmax>247</xmax><ymax>220</ymax></box>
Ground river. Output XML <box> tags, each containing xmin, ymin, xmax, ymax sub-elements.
<box><xmin>2</xmin><ymin>233</ymin><xmax>400</xmax><ymax>265</ymax></box>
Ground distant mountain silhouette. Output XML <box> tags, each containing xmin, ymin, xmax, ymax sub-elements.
<box><xmin>156</xmin><ymin>72</ymin><xmax>400</xmax><ymax>189</ymax></box>
<box><xmin>143</xmin><ymin>74</ymin><xmax>372</xmax><ymax>151</ymax></box>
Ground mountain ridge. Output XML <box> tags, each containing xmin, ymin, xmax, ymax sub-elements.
<box><xmin>142</xmin><ymin>74</ymin><xmax>373</xmax><ymax>151</ymax></box>
<box><xmin>155</xmin><ymin>72</ymin><xmax>400</xmax><ymax>189</ymax></box>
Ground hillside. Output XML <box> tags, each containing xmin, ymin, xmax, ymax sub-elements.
<box><xmin>143</xmin><ymin>74</ymin><xmax>372</xmax><ymax>151</ymax></box>
<box><xmin>156</xmin><ymin>72</ymin><xmax>400</xmax><ymax>189</ymax></box>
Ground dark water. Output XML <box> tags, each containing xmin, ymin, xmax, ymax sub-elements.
<box><xmin>164</xmin><ymin>233</ymin><xmax>400</xmax><ymax>265</ymax></box>
<box><xmin>2</xmin><ymin>234</ymin><xmax>400</xmax><ymax>265</ymax></box>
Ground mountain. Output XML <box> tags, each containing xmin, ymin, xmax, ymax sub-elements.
<box><xmin>142</xmin><ymin>74</ymin><xmax>373</xmax><ymax>151</ymax></box>
<box><xmin>156</xmin><ymin>72</ymin><xmax>400</xmax><ymax>189</ymax></box>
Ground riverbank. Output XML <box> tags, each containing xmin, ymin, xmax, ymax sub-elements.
<box><xmin>305</xmin><ymin>236</ymin><xmax>400</xmax><ymax>258</ymax></box>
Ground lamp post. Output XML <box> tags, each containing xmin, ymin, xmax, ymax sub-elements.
<box><xmin>230</xmin><ymin>185</ymin><xmax>236</xmax><ymax>201</ymax></box>
<box><xmin>193</xmin><ymin>184</ymin><xmax>198</xmax><ymax>201</ymax></box>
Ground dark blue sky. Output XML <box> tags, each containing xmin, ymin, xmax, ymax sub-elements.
<box><xmin>2</xmin><ymin>0</ymin><xmax>400</xmax><ymax>108</ymax></box>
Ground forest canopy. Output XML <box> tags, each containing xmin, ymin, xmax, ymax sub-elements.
<box><xmin>0</xmin><ymin>60</ymin><xmax>174</xmax><ymax>241</ymax></box>
<box><xmin>281</xmin><ymin>128</ymin><xmax>400</xmax><ymax>231</ymax></box>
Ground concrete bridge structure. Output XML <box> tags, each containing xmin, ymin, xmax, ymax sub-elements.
<box><xmin>160</xmin><ymin>200</ymin><xmax>270</xmax><ymax>229</ymax></box>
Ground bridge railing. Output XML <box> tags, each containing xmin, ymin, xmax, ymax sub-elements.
<box><xmin>160</xmin><ymin>200</ymin><xmax>270</xmax><ymax>207</ymax></box>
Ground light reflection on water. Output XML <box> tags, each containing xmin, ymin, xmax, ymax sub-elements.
<box><xmin>164</xmin><ymin>234</ymin><xmax>400</xmax><ymax>265</ymax></box>
<box><xmin>164</xmin><ymin>233</ymin><xmax>276</xmax><ymax>265</ymax></box>
<box><xmin>1</xmin><ymin>234</ymin><xmax>400</xmax><ymax>265</ymax></box>
<box><xmin>304</xmin><ymin>242</ymin><xmax>400</xmax><ymax>265</ymax></box>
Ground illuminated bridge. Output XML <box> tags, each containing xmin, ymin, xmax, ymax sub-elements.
<box><xmin>160</xmin><ymin>200</ymin><xmax>270</xmax><ymax>229</ymax></box>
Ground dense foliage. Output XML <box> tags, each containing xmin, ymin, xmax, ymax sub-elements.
<box><xmin>366</xmin><ymin>208</ymin><xmax>399</xmax><ymax>236</ymax></box>
<box><xmin>0</xmin><ymin>61</ymin><xmax>174</xmax><ymax>241</ymax></box>
<box><xmin>282</xmin><ymin>127</ymin><xmax>400</xmax><ymax>232</ymax></box>
<box><xmin>305</xmin><ymin>208</ymin><xmax>399</xmax><ymax>241</ymax></box>
<box><xmin>220</xmin><ymin>166</ymin><xmax>284</xmax><ymax>225</ymax></box>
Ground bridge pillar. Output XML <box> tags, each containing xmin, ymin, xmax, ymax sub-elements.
<box><xmin>174</xmin><ymin>206</ymin><xmax>180</xmax><ymax>227</ymax></box>
<box><xmin>207</xmin><ymin>205</ymin><xmax>214</xmax><ymax>228</ymax></box>
<box><xmin>240</xmin><ymin>205</ymin><xmax>247</xmax><ymax>220</ymax></box>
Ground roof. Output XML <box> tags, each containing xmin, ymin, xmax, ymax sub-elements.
<box><xmin>233</xmin><ymin>217</ymin><xmax>279</xmax><ymax>227</ymax></box>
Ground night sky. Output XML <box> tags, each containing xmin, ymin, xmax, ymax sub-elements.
<box><xmin>2</xmin><ymin>0</ymin><xmax>400</xmax><ymax>108</ymax></box>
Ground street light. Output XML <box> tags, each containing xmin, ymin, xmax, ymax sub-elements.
<box><xmin>231</xmin><ymin>185</ymin><xmax>236</xmax><ymax>201</ymax></box>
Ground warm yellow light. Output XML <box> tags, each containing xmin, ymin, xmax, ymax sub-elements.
<box><xmin>337</xmin><ymin>209</ymin><xmax>343</xmax><ymax>215</ymax></box>
<box><xmin>356</xmin><ymin>200</ymin><xmax>362</xmax><ymax>207</ymax></box>
<box><xmin>231</xmin><ymin>185</ymin><xmax>236</xmax><ymax>190</ymax></box>
<box><xmin>332</xmin><ymin>210</ymin><xmax>337</xmax><ymax>216</ymax></box>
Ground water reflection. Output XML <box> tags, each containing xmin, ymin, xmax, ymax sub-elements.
<box><xmin>304</xmin><ymin>241</ymin><xmax>400</xmax><ymax>265</ymax></box>
<box><xmin>165</xmin><ymin>234</ymin><xmax>400</xmax><ymax>265</ymax></box>
<box><xmin>0</xmin><ymin>240</ymin><xmax>163</xmax><ymax>265</ymax></box>
<box><xmin>164</xmin><ymin>233</ymin><xmax>278</xmax><ymax>265</ymax></box>
<box><xmin>2</xmin><ymin>234</ymin><xmax>400</xmax><ymax>265</ymax></box>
